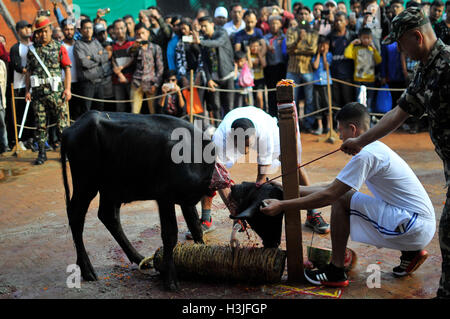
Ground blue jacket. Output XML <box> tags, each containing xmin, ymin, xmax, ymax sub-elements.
<box><xmin>380</xmin><ymin>42</ymin><xmax>405</xmax><ymax>83</ymax></box>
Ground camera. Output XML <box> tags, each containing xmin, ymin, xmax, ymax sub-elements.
<box><xmin>321</xmin><ymin>9</ymin><xmax>330</xmax><ymax>20</ymax></box>
<box><xmin>182</xmin><ymin>35</ymin><xmax>193</xmax><ymax>43</ymax></box>
<box><xmin>37</xmin><ymin>10</ymin><xmax>51</xmax><ymax>17</ymax></box>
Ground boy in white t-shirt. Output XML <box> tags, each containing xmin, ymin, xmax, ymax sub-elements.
<box><xmin>261</xmin><ymin>102</ymin><xmax>436</xmax><ymax>287</ymax></box>
<box><xmin>186</xmin><ymin>106</ymin><xmax>330</xmax><ymax>238</ymax></box>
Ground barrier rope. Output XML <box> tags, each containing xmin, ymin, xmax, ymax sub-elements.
<box><xmin>11</xmin><ymin>78</ymin><xmax>407</xmax><ymax>132</ymax></box>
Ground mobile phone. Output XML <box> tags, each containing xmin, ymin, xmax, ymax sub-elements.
<box><xmin>182</xmin><ymin>35</ymin><xmax>193</xmax><ymax>43</ymax></box>
<box><xmin>349</xmin><ymin>12</ymin><xmax>356</xmax><ymax>20</ymax></box>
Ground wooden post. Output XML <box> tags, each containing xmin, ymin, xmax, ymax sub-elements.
<box><xmin>10</xmin><ymin>84</ymin><xmax>20</xmax><ymax>157</ymax></box>
<box><xmin>189</xmin><ymin>69</ymin><xmax>194</xmax><ymax>123</ymax></box>
<box><xmin>277</xmin><ymin>82</ymin><xmax>304</xmax><ymax>283</ymax></box>
<box><xmin>319</xmin><ymin>61</ymin><xmax>339</xmax><ymax>144</ymax></box>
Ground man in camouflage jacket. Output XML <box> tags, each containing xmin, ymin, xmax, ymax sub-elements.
<box><xmin>25</xmin><ymin>16</ymin><xmax>72</xmax><ymax>165</ymax></box>
<box><xmin>341</xmin><ymin>7</ymin><xmax>450</xmax><ymax>298</ymax></box>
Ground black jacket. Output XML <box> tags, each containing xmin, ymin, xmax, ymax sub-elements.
<box><xmin>200</xmin><ymin>27</ymin><xmax>234</xmax><ymax>82</ymax></box>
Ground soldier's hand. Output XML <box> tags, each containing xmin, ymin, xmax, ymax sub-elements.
<box><xmin>62</xmin><ymin>89</ymin><xmax>72</xmax><ymax>101</ymax></box>
<box><xmin>25</xmin><ymin>92</ymin><xmax>31</xmax><ymax>102</ymax></box>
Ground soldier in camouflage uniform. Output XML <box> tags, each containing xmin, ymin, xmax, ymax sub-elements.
<box><xmin>341</xmin><ymin>7</ymin><xmax>450</xmax><ymax>298</ymax></box>
<box><xmin>25</xmin><ymin>16</ymin><xmax>72</xmax><ymax>165</ymax></box>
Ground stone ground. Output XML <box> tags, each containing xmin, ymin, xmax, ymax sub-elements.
<box><xmin>0</xmin><ymin>131</ymin><xmax>446</xmax><ymax>300</ymax></box>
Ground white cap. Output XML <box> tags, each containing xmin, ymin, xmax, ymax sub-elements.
<box><xmin>214</xmin><ymin>6</ymin><xmax>228</xmax><ymax>19</ymax></box>
<box><xmin>325</xmin><ymin>0</ymin><xmax>337</xmax><ymax>7</ymax></box>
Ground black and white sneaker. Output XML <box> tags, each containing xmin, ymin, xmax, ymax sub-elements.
<box><xmin>393</xmin><ymin>250</ymin><xmax>428</xmax><ymax>277</ymax></box>
<box><xmin>304</xmin><ymin>263</ymin><xmax>349</xmax><ymax>287</ymax></box>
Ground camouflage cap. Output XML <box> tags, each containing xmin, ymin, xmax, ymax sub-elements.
<box><xmin>382</xmin><ymin>7</ymin><xmax>430</xmax><ymax>45</ymax></box>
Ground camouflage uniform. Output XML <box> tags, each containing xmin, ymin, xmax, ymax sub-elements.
<box><xmin>384</xmin><ymin>7</ymin><xmax>450</xmax><ymax>298</ymax></box>
<box><xmin>27</xmin><ymin>39</ymin><xmax>69</xmax><ymax>149</ymax></box>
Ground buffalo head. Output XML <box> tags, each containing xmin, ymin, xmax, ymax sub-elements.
<box><xmin>229</xmin><ymin>182</ymin><xmax>284</xmax><ymax>248</ymax></box>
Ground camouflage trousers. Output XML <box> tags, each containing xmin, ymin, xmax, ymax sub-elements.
<box><xmin>437</xmin><ymin>160</ymin><xmax>450</xmax><ymax>298</ymax></box>
<box><xmin>33</xmin><ymin>92</ymin><xmax>68</xmax><ymax>148</ymax></box>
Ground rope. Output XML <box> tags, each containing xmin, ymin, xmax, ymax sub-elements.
<box><xmin>331</xmin><ymin>78</ymin><xmax>406</xmax><ymax>92</ymax></box>
<box><xmin>257</xmin><ymin>148</ymin><xmax>341</xmax><ymax>188</ymax></box>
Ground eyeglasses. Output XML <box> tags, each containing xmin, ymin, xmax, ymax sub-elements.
<box><xmin>169</xmin><ymin>78</ymin><xmax>177</xmax><ymax>82</ymax></box>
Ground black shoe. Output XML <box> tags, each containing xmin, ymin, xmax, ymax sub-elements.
<box><xmin>304</xmin><ymin>263</ymin><xmax>349</xmax><ymax>287</ymax></box>
<box><xmin>33</xmin><ymin>151</ymin><xmax>47</xmax><ymax>165</ymax></box>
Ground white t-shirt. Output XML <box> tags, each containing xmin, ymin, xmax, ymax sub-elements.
<box><xmin>62</xmin><ymin>42</ymin><xmax>78</xmax><ymax>83</ymax></box>
<box><xmin>212</xmin><ymin>106</ymin><xmax>302</xmax><ymax>170</ymax></box>
<box><xmin>13</xmin><ymin>43</ymin><xmax>30</xmax><ymax>89</ymax></box>
<box><xmin>223</xmin><ymin>20</ymin><xmax>246</xmax><ymax>36</ymax></box>
<box><xmin>336</xmin><ymin>141</ymin><xmax>435</xmax><ymax>220</ymax></box>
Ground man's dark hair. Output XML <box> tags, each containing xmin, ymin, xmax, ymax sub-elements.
<box><xmin>318</xmin><ymin>34</ymin><xmax>330</xmax><ymax>44</ymax></box>
<box><xmin>123</xmin><ymin>14</ymin><xmax>134</xmax><ymax>21</ymax></box>
<box><xmin>113</xmin><ymin>19</ymin><xmax>125</xmax><ymax>28</ymax></box>
<box><xmin>195</xmin><ymin>8</ymin><xmax>210</xmax><ymax>17</ymax></box>
<box><xmin>134</xmin><ymin>22</ymin><xmax>149</xmax><ymax>32</ymax></box>
<box><xmin>198</xmin><ymin>16</ymin><xmax>214</xmax><ymax>24</ymax></box>
<box><xmin>350</xmin><ymin>0</ymin><xmax>361</xmax><ymax>5</ymax></box>
<box><xmin>171</xmin><ymin>15</ymin><xmax>182</xmax><ymax>25</ymax></box>
<box><xmin>359</xmin><ymin>27</ymin><xmax>372</xmax><ymax>36</ymax></box>
<box><xmin>80</xmin><ymin>19</ymin><xmax>93</xmax><ymax>29</ymax></box>
<box><xmin>313</xmin><ymin>2</ymin><xmax>324</xmax><ymax>8</ymax></box>
<box><xmin>446</xmin><ymin>0</ymin><xmax>450</xmax><ymax>8</ymax></box>
<box><xmin>230</xmin><ymin>3</ymin><xmax>243</xmax><ymax>11</ymax></box>
<box><xmin>301</xmin><ymin>5</ymin><xmax>312</xmax><ymax>13</ymax></box>
<box><xmin>336</xmin><ymin>102</ymin><xmax>370</xmax><ymax>130</ymax></box>
<box><xmin>335</xmin><ymin>10</ymin><xmax>348</xmax><ymax>20</ymax></box>
<box><xmin>164</xmin><ymin>69</ymin><xmax>178</xmax><ymax>81</ymax></box>
<box><xmin>179</xmin><ymin>17</ymin><xmax>193</xmax><ymax>29</ymax></box>
<box><xmin>243</xmin><ymin>8</ymin><xmax>258</xmax><ymax>19</ymax></box>
<box><xmin>431</xmin><ymin>0</ymin><xmax>445</xmax><ymax>7</ymax></box>
<box><xmin>147</xmin><ymin>6</ymin><xmax>162</xmax><ymax>14</ymax></box>
<box><xmin>231</xmin><ymin>118</ymin><xmax>255</xmax><ymax>133</ymax></box>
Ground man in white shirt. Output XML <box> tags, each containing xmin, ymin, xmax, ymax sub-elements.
<box><xmin>261</xmin><ymin>102</ymin><xmax>436</xmax><ymax>287</ymax></box>
<box><xmin>223</xmin><ymin>3</ymin><xmax>246</xmax><ymax>37</ymax></box>
<box><xmin>186</xmin><ymin>106</ymin><xmax>330</xmax><ymax>238</ymax></box>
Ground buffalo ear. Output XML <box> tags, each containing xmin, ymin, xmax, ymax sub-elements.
<box><xmin>229</xmin><ymin>204</ymin><xmax>258</xmax><ymax>220</ymax></box>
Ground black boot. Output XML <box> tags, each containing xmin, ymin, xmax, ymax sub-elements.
<box><xmin>33</xmin><ymin>145</ymin><xmax>47</xmax><ymax>165</ymax></box>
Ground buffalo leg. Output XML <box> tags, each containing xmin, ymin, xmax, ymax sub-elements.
<box><xmin>97</xmin><ymin>195</ymin><xmax>144</xmax><ymax>264</ymax></box>
<box><xmin>180</xmin><ymin>205</ymin><xmax>204</xmax><ymax>244</ymax></box>
<box><xmin>157</xmin><ymin>200</ymin><xmax>179</xmax><ymax>291</ymax></box>
<box><xmin>67</xmin><ymin>192</ymin><xmax>97</xmax><ymax>281</ymax></box>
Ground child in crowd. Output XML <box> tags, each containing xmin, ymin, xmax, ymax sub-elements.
<box><xmin>344</xmin><ymin>27</ymin><xmax>382</xmax><ymax>112</ymax></box>
<box><xmin>234</xmin><ymin>50</ymin><xmax>254</xmax><ymax>107</ymax></box>
<box><xmin>248</xmin><ymin>37</ymin><xmax>266</xmax><ymax>109</ymax></box>
<box><xmin>158</xmin><ymin>70</ymin><xmax>186</xmax><ymax>118</ymax></box>
<box><xmin>311</xmin><ymin>35</ymin><xmax>333</xmax><ymax>135</ymax></box>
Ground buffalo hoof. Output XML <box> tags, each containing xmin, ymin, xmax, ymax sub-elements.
<box><xmin>78</xmin><ymin>260</ymin><xmax>98</xmax><ymax>281</ymax></box>
<box><xmin>164</xmin><ymin>279</ymin><xmax>180</xmax><ymax>292</ymax></box>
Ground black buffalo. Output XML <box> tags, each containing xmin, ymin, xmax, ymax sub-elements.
<box><xmin>229</xmin><ymin>182</ymin><xmax>285</xmax><ymax>248</ymax></box>
<box><xmin>61</xmin><ymin>111</ymin><xmax>215</xmax><ymax>291</ymax></box>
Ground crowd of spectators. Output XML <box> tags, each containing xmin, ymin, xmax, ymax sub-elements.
<box><xmin>1</xmin><ymin>0</ymin><xmax>450</xmax><ymax>154</ymax></box>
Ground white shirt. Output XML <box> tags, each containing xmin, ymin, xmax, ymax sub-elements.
<box><xmin>212</xmin><ymin>106</ymin><xmax>302</xmax><ymax>169</ymax></box>
<box><xmin>13</xmin><ymin>43</ymin><xmax>30</xmax><ymax>89</ymax></box>
<box><xmin>223</xmin><ymin>20</ymin><xmax>246</xmax><ymax>36</ymax></box>
<box><xmin>62</xmin><ymin>42</ymin><xmax>78</xmax><ymax>83</ymax></box>
<box><xmin>337</xmin><ymin>141</ymin><xmax>435</xmax><ymax>220</ymax></box>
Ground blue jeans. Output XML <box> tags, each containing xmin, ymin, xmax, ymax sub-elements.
<box><xmin>0</xmin><ymin>107</ymin><xmax>8</xmax><ymax>151</ymax></box>
<box><xmin>286</xmin><ymin>72</ymin><xmax>315</xmax><ymax>130</ymax></box>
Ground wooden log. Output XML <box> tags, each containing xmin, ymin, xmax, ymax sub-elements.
<box><xmin>277</xmin><ymin>82</ymin><xmax>304</xmax><ymax>282</ymax></box>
